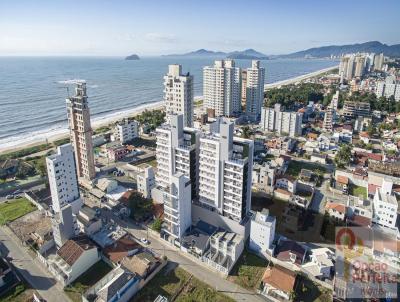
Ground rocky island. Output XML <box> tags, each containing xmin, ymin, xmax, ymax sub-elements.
<box><xmin>125</xmin><ymin>54</ymin><xmax>140</xmax><ymax>60</ymax></box>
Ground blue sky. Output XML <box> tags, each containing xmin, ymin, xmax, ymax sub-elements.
<box><xmin>0</xmin><ymin>0</ymin><xmax>399</xmax><ymax>56</ymax></box>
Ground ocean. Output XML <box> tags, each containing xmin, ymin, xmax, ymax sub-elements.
<box><xmin>0</xmin><ymin>56</ymin><xmax>337</xmax><ymax>149</ymax></box>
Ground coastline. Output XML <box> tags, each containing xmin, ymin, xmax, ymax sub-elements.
<box><xmin>0</xmin><ymin>66</ymin><xmax>338</xmax><ymax>155</ymax></box>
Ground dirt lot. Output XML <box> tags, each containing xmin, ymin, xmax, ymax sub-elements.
<box><xmin>9</xmin><ymin>210</ymin><xmax>52</xmax><ymax>242</ymax></box>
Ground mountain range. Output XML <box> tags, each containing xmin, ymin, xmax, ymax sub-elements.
<box><xmin>164</xmin><ymin>48</ymin><xmax>269</xmax><ymax>60</ymax></box>
<box><xmin>163</xmin><ymin>41</ymin><xmax>400</xmax><ymax>59</ymax></box>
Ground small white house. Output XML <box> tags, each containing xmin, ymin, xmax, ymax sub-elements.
<box><xmin>275</xmin><ymin>176</ymin><xmax>297</xmax><ymax>193</ymax></box>
<box><xmin>48</xmin><ymin>235</ymin><xmax>100</xmax><ymax>286</ymax></box>
<box><xmin>96</xmin><ymin>178</ymin><xmax>118</xmax><ymax>194</ymax></box>
<box><xmin>302</xmin><ymin>248</ymin><xmax>334</xmax><ymax>279</ymax></box>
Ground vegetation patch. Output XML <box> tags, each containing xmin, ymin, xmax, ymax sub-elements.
<box><xmin>0</xmin><ymin>198</ymin><xmax>36</xmax><ymax>225</ymax></box>
<box><xmin>133</xmin><ymin>266</ymin><xmax>234</xmax><ymax>302</ymax></box>
<box><xmin>287</xmin><ymin>161</ymin><xmax>326</xmax><ymax>177</ymax></box>
<box><xmin>228</xmin><ymin>249</ymin><xmax>269</xmax><ymax>290</ymax></box>
<box><xmin>294</xmin><ymin>274</ymin><xmax>332</xmax><ymax>302</ymax></box>
<box><xmin>64</xmin><ymin>260</ymin><xmax>112</xmax><ymax>302</ymax></box>
<box><xmin>350</xmin><ymin>185</ymin><xmax>367</xmax><ymax>199</ymax></box>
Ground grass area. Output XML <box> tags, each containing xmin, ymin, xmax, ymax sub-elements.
<box><xmin>0</xmin><ymin>284</ymin><xmax>37</xmax><ymax>302</ymax></box>
<box><xmin>350</xmin><ymin>185</ymin><xmax>367</xmax><ymax>199</ymax></box>
<box><xmin>93</xmin><ymin>125</ymin><xmax>111</xmax><ymax>135</ymax></box>
<box><xmin>132</xmin><ymin>266</ymin><xmax>234</xmax><ymax>302</ymax></box>
<box><xmin>194</xmin><ymin>99</ymin><xmax>203</xmax><ymax>106</ymax></box>
<box><xmin>64</xmin><ymin>260</ymin><xmax>112</xmax><ymax>302</ymax></box>
<box><xmin>53</xmin><ymin>137</ymin><xmax>70</xmax><ymax>146</ymax></box>
<box><xmin>287</xmin><ymin>160</ymin><xmax>326</xmax><ymax>177</ymax></box>
<box><xmin>0</xmin><ymin>198</ymin><xmax>36</xmax><ymax>225</ymax></box>
<box><xmin>0</xmin><ymin>143</ymin><xmax>51</xmax><ymax>161</ymax></box>
<box><xmin>295</xmin><ymin>274</ymin><xmax>332</xmax><ymax>302</ymax></box>
<box><xmin>228</xmin><ymin>249</ymin><xmax>269</xmax><ymax>290</ymax></box>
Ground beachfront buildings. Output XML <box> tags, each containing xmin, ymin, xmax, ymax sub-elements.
<box><xmin>203</xmin><ymin>60</ymin><xmax>241</xmax><ymax>117</ymax></box>
<box><xmin>260</xmin><ymin>104</ymin><xmax>303</xmax><ymax>137</ymax></box>
<box><xmin>245</xmin><ymin>60</ymin><xmax>265</xmax><ymax>122</ymax></box>
<box><xmin>164</xmin><ymin>64</ymin><xmax>194</xmax><ymax>127</ymax></box>
<box><xmin>46</xmin><ymin>144</ymin><xmax>82</xmax><ymax>214</ymax></box>
<box><xmin>66</xmin><ymin>82</ymin><xmax>96</xmax><ymax>180</ymax></box>
<box><xmin>198</xmin><ymin>119</ymin><xmax>254</xmax><ymax>222</ymax></box>
<box><xmin>112</xmin><ymin>118</ymin><xmax>139</xmax><ymax>144</ymax></box>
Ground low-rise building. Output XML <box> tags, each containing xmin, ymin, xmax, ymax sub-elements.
<box><xmin>261</xmin><ymin>265</ymin><xmax>297</xmax><ymax>301</ymax></box>
<box><xmin>112</xmin><ymin>119</ymin><xmax>139</xmax><ymax>144</ymax></box>
<box><xmin>204</xmin><ymin>230</ymin><xmax>244</xmax><ymax>275</ymax></box>
<box><xmin>325</xmin><ymin>201</ymin><xmax>347</xmax><ymax>221</ymax></box>
<box><xmin>77</xmin><ymin>206</ymin><xmax>102</xmax><ymax>236</ymax></box>
<box><xmin>96</xmin><ymin>178</ymin><xmax>118</xmax><ymax>194</ymax></box>
<box><xmin>302</xmin><ymin>248</ymin><xmax>334</xmax><ymax>279</ymax></box>
<box><xmin>275</xmin><ymin>239</ymin><xmax>306</xmax><ymax>266</ymax></box>
<box><xmin>48</xmin><ymin>235</ymin><xmax>100</xmax><ymax>286</ymax></box>
<box><xmin>136</xmin><ymin>164</ymin><xmax>155</xmax><ymax>199</ymax></box>
<box><xmin>249</xmin><ymin>209</ymin><xmax>276</xmax><ymax>257</ymax></box>
<box><xmin>275</xmin><ymin>175</ymin><xmax>297</xmax><ymax>193</ymax></box>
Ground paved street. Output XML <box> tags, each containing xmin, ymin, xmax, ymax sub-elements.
<box><xmin>101</xmin><ymin>209</ymin><xmax>268</xmax><ymax>302</ymax></box>
<box><xmin>0</xmin><ymin>226</ymin><xmax>71</xmax><ymax>302</ymax></box>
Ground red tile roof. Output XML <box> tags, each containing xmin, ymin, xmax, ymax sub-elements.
<box><xmin>262</xmin><ymin>266</ymin><xmax>297</xmax><ymax>293</ymax></box>
<box><xmin>325</xmin><ymin>202</ymin><xmax>346</xmax><ymax>214</ymax></box>
<box><xmin>57</xmin><ymin>235</ymin><xmax>96</xmax><ymax>266</ymax></box>
<box><xmin>336</xmin><ymin>175</ymin><xmax>349</xmax><ymax>184</ymax></box>
<box><xmin>103</xmin><ymin>235</ymin><xmax>140</xmax><ymax>263</ymax></box>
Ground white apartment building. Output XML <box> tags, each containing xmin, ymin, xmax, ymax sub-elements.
<box><xmin>52</xmin><ymin>204</ymin><xmax>78</xmax><ymax>248</ymax></box>
<box><xmin>164</xmin><ymin>64</ymin><xmax>194</xmax><ymax>127</ymax></box>
<box><xmin>275</xmin><ymin>111</ymin><xmax>303</xmax><ymax>137</ymax></box>
<box><xmin>66</xmin><ymin>82</ymin><xmax>96</xmax><ymax>180</ymax></box>
<box><xmin>374</xmin><ymin>53</ymin><xmax>384</xmax><ymax>71</ymax></box>
<box><xmin>203</xmin><ymin>60</ymin><xmax>241</xmax><ymax>117</ymax></box>
<box><xmin>112</xmin><ymin>119</ymin><xmax>139</xmax><ymax>144</ymax></box>
<box><xmin>136</xmin><ymin>164</ymin><xmax>155</xmax><ymax>199</ymax></box>
<box><xmin>249</xmin><ymin>209</ymin><xmax>276</xmax><ymax>256</ymax></box>
<box><xmin>198</xmin><ymin>120</ymin><xmax>254</xmax><ymax>222</ymax></box>
<box><xmin>162</xmin><ymin>172</ymin><xmax>192</xmax><ymax>240</ymax></box>
<box><xmin>154</xmin><ymin>114</ymin><xmax>200</xmax><ymax>200</ymax></box>
<box><xmin>372</xmin><ymin>179</ymin><xmax>398</xmax><ymax>229</ymax></box>
<box><xmin>260</xmin><ymin>104</ymin><xmax>302</xmax><ymax>137</ymax></box>
<box><xmin>375</xmin><ymin>79</ymin><xmax>400</xmax><ymax>101</ymax></box>
<box><xmin>46</xmin><ymin>144</ymin><xmax>82</xmax><ymax>214</ymax></box>
<box><xmin>354</xmin><ymin>56</ymin><xmax>366</xmax><ymax>78</ymax></box>
<box><xmin>245</xmin><ymin>60</ymin><xmax>265</xmax><ymax>122</ymax></box>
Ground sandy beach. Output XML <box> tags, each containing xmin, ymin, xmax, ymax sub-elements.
<box><xmin>0</xmin><ymin>66</ymin><xmax>338</xmax><ymax>155</ymax></box>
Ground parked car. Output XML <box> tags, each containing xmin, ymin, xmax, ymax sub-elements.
<box><xmin>140</xmin><ymin>238</ymin><xmax>149</xmax><ymax>245</ymax></box>
<box><xmin>5</xmin><ymin>195</ymin><xmax>14</xmax><ymax>200</ymax></box>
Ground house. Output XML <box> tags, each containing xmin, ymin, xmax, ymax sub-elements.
<box><xmin>121</xmin><ymin>251</ymin><xmax>160</xmax><ymax>280</ymax></box>
<box><xmin>48</xmin><ymin>235</ymin><xmax>100</xmax><ymax>286</ymax></box>
<box><xmin>249</xmin><ymin>209</ymin><xmax>276</xmax><ymax>257</ymax></box>
<box><xmin>266</xmin><ymin>137</ymin><xmax>295</xmax><ymax>155</ymax></box>
<box><xmin>261</xmin><ymin>265</ymin><xmax>297</xmax><ymax>301</ymax></box>
<box><xmin>83</xmin><ymin>266</ymin><xmax>139</xmax><ymax>302</ymax></box>
<box><xmin>76</xmin><ymin>206</ymin><xmax>102</xmax><ymax>236</ymax></box>
<box><xmin>0</xmin><ymin>159</ymin><xmax>19</xmax><ymax>178</ymax></box>
<box><xmin>335</xmin><ymin>175</ymin><xmax>349</xmax><ymax>192</ymax></box>
<box><xmin>325</xmin><ymin>201</ymin><xmax>346</xmax><ymax>221</ymax></box>
<box><xmin>105</xmin><ymin>143</ymin><xmax>130</xmax><ymax>162</ymax></box>
<box><xmin>310</xmin><ymin>152</ymin><xmax>327</xmax><ymax>164</ymax></box>
<box><xmin>275</xmin><ymin>239</ymin><xmax>306</xmax><ymax>265</ymax></box>
<box><xmin>203</xmin><ymin>229</ymin><xmax>244</xmax><ymax>275</ymax></box>
<box><xmin>275</xmin><ymin>175</ymin><xmax>297</xmax><ymax>193</ymax></box>
<box><xmin>302</xmin><ymin>248</ymin><xmax>334</xmax><ymax>279</ymax></box>
<box><xmin>103</xmin><ymin>234</ymin><xmax>140</xmax><ymax>264</ymax></box>
<box><xmin>181</xmin><ymin>220</ymin><xmax>218</xmax><ymax>258</ymax></box>
<box><xmin>96</xmin><ymin>178</ymin><xmax>118</xmax><ymax>194</ymax></box>
<box><xmin>299</xmin><ymin>169</ymin><xmax>314</xmax><ymax>183</ymax></box>
<box><xmin>359</xmin><ymin>132</ymin><xmax>370</xmax><ymax>144</ymax></box>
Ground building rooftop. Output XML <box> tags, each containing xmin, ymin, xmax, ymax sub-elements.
<box><xmin>57</xmin><ymin>235</ymin><xmax>97</xmax><ymax>266</ymax></box>
<box><xmin>251</xmin><ymin>209</ymin><xmax>276</xmax><ymax>227</ymax></box>
<box><xmin>262</xmin><ymin>265</ymin><xmax>297</xmax><ymax>293</ymax></box>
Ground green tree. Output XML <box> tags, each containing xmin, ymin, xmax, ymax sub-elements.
<box><xmin>127</xmin><ymin>191</ymin><xmax>153</xmax><ymax>221</ymax></box>
<box><xmin>151</xmin><ymin>218</ymin><xmax>163</xmax><ymax>232</ymax></box>
<box><xmin>335</xmin><ymin>144</ymin><xmax>352</xmax><ymax>168</ymax></box>
<box><xmin>241</xmin><ymin>126</ymin><xmax>251</xmax><ymax>139</ymax></box>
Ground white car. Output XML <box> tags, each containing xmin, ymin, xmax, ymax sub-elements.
<box><xmin>140</xmin><ymin>238</ymin><xmax>149</xmax><ymax>245</ymax></box>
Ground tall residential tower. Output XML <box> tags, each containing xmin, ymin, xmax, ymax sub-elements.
<box><xmin>164</xmin><ymin>65</ymin><xmax>194</xmax><ymax>127</ymax></box>
<box><xmin>245</xmin><ymin>60</ymin><xmax>265</xmax><ymax>122</ymax></box>
<box><xmin>66</xmin><ymin>82</ymin><xmax>96</xmax><ymax>180</ymax></box>
<box><xmin>203</xmin><ymin>60</ymin><xmax>241</xmax><ymax>117</ymax></box>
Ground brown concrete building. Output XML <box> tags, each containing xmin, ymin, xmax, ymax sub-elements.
<box><xmin>66</xmin><ymin>82</ymin><xmax>96</xmax><ymax>180</ymax></box>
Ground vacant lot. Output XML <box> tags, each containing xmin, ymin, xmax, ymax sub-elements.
<box><xmin>132</xmin><ymin>265</ymin><xmax>234</xmax><ymax>302</ymax></box>
<box><xmin>295</xmin><ymin>274</ymin><xmax>332</xmax><ymax>302</ymax></box>
<box><xmin>0</xmin><ymin>198</ymin><xmax>36</xmax><ymax>225</ymax></box>
<box><xmin>287</xmin><ymin>160</ymin><xmax>326</xmax><ymax>177</ymax></box>
<box><xmin>64</xmin><ymin>261</ymin><xmax>112</xmax><ymax>302</ymax></box>
<box><xmin>350</xmin><ymin>185</ymin><xmax>367</xmax><ymax>199</ymax></box>
<box><xmin>228</xmin><ymin>249</ymin><xmax>269</xmax><ymax>291</ymax></box>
